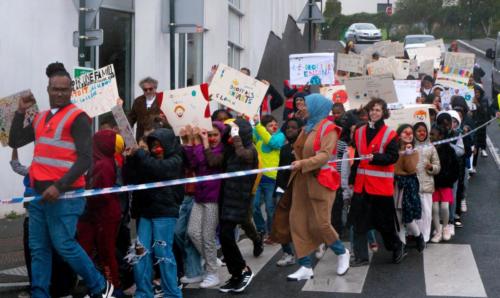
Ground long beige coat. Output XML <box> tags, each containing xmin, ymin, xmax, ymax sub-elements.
<box><xmin>289</xmin><ymin>122</ymin><xmax>339</xmax><ymax>259</ymax></box>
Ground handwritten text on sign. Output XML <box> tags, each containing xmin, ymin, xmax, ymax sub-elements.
<box><xmin>289</xmin><ymin>53</ymin><xmax>335</xmax><ymax>85</ymax></box>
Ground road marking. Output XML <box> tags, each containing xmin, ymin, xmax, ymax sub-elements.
<box><xmin>457</xmin><ymin>39</ymin><xmax>486</xmax><ymax>56</ymax></box>
<box><xmin>185</xmin><ymin>238</ymin><xmax>281</xmax><ymax>289</ymax></box>
<box><xmin>424</xmin><ymin>244</ymin><xmax>487</xmax><ymax>297</ymax></box>
<box><xmin>486</xmin><ymin>135</ymin><xmax>500</xmax><ymax>170</ymax></box>
<box><xmin>0</xmin><ymin>266</ymin><xmax>27</xmax><ymax>277</ymax></box>
<box><xmin>302</xmin><ymin>249</ymin><xmax>369</xmax><ymax>293</ymax></box>
<box><xmin>486</xmin><ymin>37</ymin><xmax>496</xmax><ymax>42</ymax></box>
<box><xmin>0</xmin><ymin>282</ymin><xmax>29</xmax><ymax>288</ymax></box>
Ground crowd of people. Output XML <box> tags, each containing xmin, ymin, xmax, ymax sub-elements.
<box><xmin>7</xmin><ymin>53</ymin><xmax>500</xmax><ymax>298</ymax></box>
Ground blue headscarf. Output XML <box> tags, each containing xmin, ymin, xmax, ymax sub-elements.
<box><xmin>304</xmin><ymin>93</ymin><xmax>333</xmax><ymax>133</ymax></box>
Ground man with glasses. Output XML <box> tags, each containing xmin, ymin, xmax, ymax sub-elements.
<box><xmin>128</xmin><ymin>77</ymin><xmax>165</xmax><ymax>141</ymax></box>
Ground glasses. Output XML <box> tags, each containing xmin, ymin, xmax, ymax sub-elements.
<box><xmin>142</xmin><ymin>87</ymin><xmax>155</xmax><ymax>92</ymax></box>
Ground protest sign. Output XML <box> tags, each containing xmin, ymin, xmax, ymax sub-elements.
<box><xmin>419</xmin><ymin>59</ymin><xmax>435</xmax><ymax>76</ymax></box>
<box><xmin>111</xmin><ymin>104</ymin><xmax>138</xmax><ymax>148</ymax></box>
<box><xmin>0</xmin><ymin>90</ymin><xmax>39</xmax><ymax>147</ymax></box>
<box><xmin>367</xmin><ymin>58</ymin><xmax>409</xmax><ymax>80</ymax></box>
<box><xmin>336</xmin><ymin>53</ymin><xmax>365</xmax><ymax>74</ymax></box>
<box><xmin>209</xmin><ymin>64</ymin><xmax>269</xmax><ymax>117</ymax></box>
<box><xmin>386</xmin><ymin>105</ymin><xmax>432</xmax><ymax>131</ymax></box>
<box><xmin>367</xmin><ymin>58</ymin><xmax>393</xmax><ymax>76</ymax></box>
<box><xmin>162</xmin><ymin>84</ymin><xmax>213</xmax><ymax>135</ymax></box>
<box><xmin>343</xmin><ymin>74</ymin><xmax>398</xmax><ymax>107</ymax></box>
<box><xmin>425</xmin><ymin>39</ymin><xmax>446</xmax><ymax>53</ymax></box>
<box><xmin>71</xmin><ymin>64</ymin><xmax>119</xmax><ymax>118</ymax></box>
<box><xmin>379</xmin><ymin>42</ymin><xmax>405</xmax><ymax>58</ymax></box>
<box><xmin>406</xmin><ymin>47</ymin><xmax>441</xmax><ymax>68</ymax></box>
<box><xmin>409</xmin><ymin>59</ymin><xmax>419</xmax><ymax>77</ymax></box>
<box><xmin>440</xmin><ymin>86</ymin><xmax>475</xmax><ymax>110</ymax></box>
<box><xmin>394</xmin><ymin>80</ymin><xmax>421</xmax><ymax>105</ymax></box>
<box><xmin>444</xmin><ymin>52</ymin><xmax>475</xmax><ymax>71</ymax></box>
<box><xmin>289</xmin><ymin>53</ymin><xmax>335</xmax><ymax>85</ymax></box>
<box><xmin>435</xmin><ymin>69</ymin><xmax>469</xmax><ymax>90</ymax></box>
<box><xmin>319</xmin><ymin>85</ymin><xmax>351</xmax><ymax>110</ymax></box>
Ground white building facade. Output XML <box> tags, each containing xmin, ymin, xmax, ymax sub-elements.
<box><xmin>0</xmin><ymin>0</ymin><xmax>308</xmax><ymax>216</ymax></box>
<box><xmin>338</xmin><ymin>0</ymin><xmax>395</xmax><ymax>15</ymax></box>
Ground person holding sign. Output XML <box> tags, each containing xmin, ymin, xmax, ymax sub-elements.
<box><xmin>8</xmin><ymin>62</ymin><xmax>114</xmax><ymax>298</ymax></box>
<box><xmin>286</xmin><ymin>94</ymin><xmax>350</xmax><ymax>281</ymax></box>
<box><xmin>348</xmin><ymin>98</ymin><xmax>406</xmax><ymax>266</ymax></box>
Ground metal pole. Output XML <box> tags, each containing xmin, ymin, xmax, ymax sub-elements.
<box><xmin>468</xmin><ymin>0</ymin><xmax>473</xmax><ymax>40</ymax></box>
<box><xmin>386</xmin><ymin>0</ymin><xmax>390</xmax><ymax>40</ymax></box>
<box><xmin>78</xmin><ymin>0</ymin><xmax>86</xmax><ymax>66</ymax></box>
<box><xmin>169</xmin><ymin>0</ymin><xmax>176</xmax><ymax>89</ymax></box>
<box><xmin>308</xmin><ymin>0</ymin><xmax>313</xmax><ymax>52</ymax></box>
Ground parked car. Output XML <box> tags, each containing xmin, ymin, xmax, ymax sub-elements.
<box><xmin>486</xmin><ymin>32</ymin><xmax>500</xmax><ymax>99</ymax></box>
<box><xmin>344</xmin><ymin>23</ymin><xmax>382</xmax><ymax>44</ymax></box>
<box><xmin>403</xmin><ymin>34</ymin><xmax>436</xmax><ymax>50</ymax></box>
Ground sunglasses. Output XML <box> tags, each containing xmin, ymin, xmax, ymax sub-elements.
<box><xmin>143</xmin><ymin>87</ymin><xmax>155</xmax><ymax>92</ymax></box>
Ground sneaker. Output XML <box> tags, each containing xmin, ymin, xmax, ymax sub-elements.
<box><xmin>180</xmin><ymin>275</ymin><xmax>204</xmax><ymax>284</ymax></box>
<box><xmin>123</xmin><ymin>284</ymin><xmax>136</xmax><ymax>296</ymax></box>
<box><xmin>263</xmin><ymin>235</ymin><xmax>276</xmax><ymax>245</ymax></box>
<box><xmin>17</xmin><ymin>291</ymin><xmax>30</xmax><ymax>298</ymax></box>
<box><xmin>233</xmin><ymin>267</ymin><xmax>254</xmax><ymax>293</ymax></box>
<box><xmin>153</xmin><ymin>284</ymin><xmax>163</xmax><ymax>298</ymax></box>
<box><xmin>219</xmin><ymin>276</ymin><xmax>239</xmax><ymax>293</ymax></box>
<box><xmin>481</xmin><ymin>149</ymin><xmax>488</xmax><ymax>157</ymax></box>
<box><xmin>287</xmin><ymin>266</ymin><xmax>314</xmax><ymax>281</ymax></box>
<box><xmin>369</xmin><ymin>242</ymin><xmax>379</xmax><ymax>253</ymax></box>
<box><xmin>461</xmin><ymin>199</ymin><xmax>468</xmax><ymax>213</ymax></box>
<box><xmin>416</xmin><ymin>233</ymin><xmax>426</xmax><ymax>253</ymax></box>
<box><xmin>315</xmin><ymin>243</ymin><xmax>326</xmax><ymax>259</ymax></box>
<box><xmin>216</xmin><ymin>257</ymin><xmax>225</xmax><ymax>267</ymax></box>
<box><xmin>455</xmin><ymin>220</ymin><xmax>463</xmax><ymax>228</ymax></box>
<box><xmin>431</xmin><ymin>231</ymin><xmax>442</xmax><ymax>243</ymax></box>
<box><xmin>253</xmin><ymin>236</ymin><xmax>264</xmax><ymax>257</ymax></box>
<box><xmin>448</xmin><ymin>224</ymin><xmax>455</xmax><ymax>236</ymax></box>
<box><xmin>392</xmin><ymin>244</ymin><xmax>407</xmax><ymax>264</ymax></box>
<box><xmin>350</xmin><ymin>258</ymin><xmax>369</xmax><ymax>267</ymax></box>
<box><xmin>200</xmin><ymin>273</ymin><xmax>220</xmax><ymax>288</ymax></box>
<box><xmin>276</xmin><ymin>253</ymin><xmax>296</xmax><ymax>267</ymax></box>
<box><xmin>336</xmin><ymin>249</ymin><xmax>350</xmax><ymax>276</ymax></box>
<box><xmin>443</xmin><ymin>226</ymin><xmax>452</xmax><ymax>241</ymax></box>
<box><xmin>469</xmin><ymin>167</ymin><xmax>476</xmax><ymax>175</ymax></box>
<box><xmin>84</xmin><ymin>281</ymin><xmax>114</xmax><ymax>298</ymax></box>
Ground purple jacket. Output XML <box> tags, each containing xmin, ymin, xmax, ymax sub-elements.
<box><xmin>184</xmin><ymin>144</ymin><xmax>224</xmax><ymax>203</ymax></box>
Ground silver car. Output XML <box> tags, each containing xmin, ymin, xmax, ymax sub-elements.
<box><xmin>344</xmin><ymin>23</ymin><xmax>382</xmax><ymax>43</ymax></box>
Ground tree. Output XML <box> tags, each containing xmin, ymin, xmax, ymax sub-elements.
<box><xmin>323</xmin><ymin>0</ymin><xmax>341</xmax><ymax>20</ymax></box>
<box><xmin>458</xmin><ymin>0</ymin><xmax>500</xmax><ymax>37</ymax></box>
<box><xmin>395</xmin><ymin>0</ymin><xmax>444</xmax><ymax>34</ymax></box>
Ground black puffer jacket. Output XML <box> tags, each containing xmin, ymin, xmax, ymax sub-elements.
<box><xmin>125</xmin><ymin>128</ymin><xmax>184</xmax><ymax>218</ymax></box>
<box><xmin>220</xmin><ymin>118</ymin><xmax>258</xmax><ymax>223</ymax></box>
<box><xmin>434</xmin><ymin>143</ymin><xmax>459</xmax><ymax>188</ymax></box>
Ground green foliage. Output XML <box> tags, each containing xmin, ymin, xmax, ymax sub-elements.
<box><xmin>5</xmin><ymin>210</ymin><xmax>21</xmax><ymax>220</ymax></box>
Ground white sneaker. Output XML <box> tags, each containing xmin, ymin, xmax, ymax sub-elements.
<box><xmin>216</xmin><ymin>257</ymin><xmax>224</xmax><ymax>267</ymax></box>
<box><xmin>448</xmin><ymin>224</ymin><xmax>455</xmax><ymax>236</ymax></box>
<box><xmin>276</xmin><ymin>253</ymin><xmax>296</xmax><ymax>267</ymax></box>
<box><xmin>469</xmin><ymin>167</ymin><xmax>476</xmax><ymax>174</ymax></box>
<box><xmin>431</xmin><ymin>231</ymin><xmax>442</xmax><ymax>243</ymax></box>
<box><xmin>286</xmin><ymin>266</ymin><xmax>314</xmax><ymax>281</ymax></box>
<box><xmin>315</xmin><ymin>243</ymin><xmax>326</xmax><ymax>259</ymax></box>
<box><xmin>200</xmin><ymin>273</ymin><xmax>220</xmax><ymax>288</ymax></box>
<box><xmin>180</xmin><ymin>275</ymin><xmax>204</xmax><ymax>284</ymax></box>
<box><xmin>336</xmin><ymin>249</ymin><xmax>350</xmax><ymax>276</ymax></box>
<box><xmin>443</xmin><ymin>226</ymin><xmax>452</xmax><ymax>241</ymax></box>
<box><xmin>123</xmin><ymin>284</ymin><xmax>136</xmax><ymax>296</ymax></box>
<box><xmin>461</xmin><ymin>199</ymin><xmax>468</xmax><ymax>212</ymax></box>
<box><xmin>481</xmin><ymin>149</ymin><xmax>488</xmax><ymax>157</ymax></box>
<box><xmin>83</xmin><ymin>281</ymin><xmax>114</xmax><ymax>298</ymax></box>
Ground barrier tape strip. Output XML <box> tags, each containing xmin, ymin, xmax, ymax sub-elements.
<box><xmin>2</xmin><ymin>117</ymin><xmax>497</xmax><ymax>205</ymax></box>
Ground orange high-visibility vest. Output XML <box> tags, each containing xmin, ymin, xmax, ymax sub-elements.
<box><xmin>353</xmin><ymin>124</ymin><xmax>396</xmax><ymax>196</ymax></box>
<box><xmin>312</xmin><ymin>119</ymin><xmax>342</xmax><ymax>191</ymax></box>
<box><xmin>30</xmin><ymin>104</ymin><xmax>87</xmax><ymax>188</ymax></box>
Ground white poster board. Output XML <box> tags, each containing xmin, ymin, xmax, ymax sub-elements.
<box><xmin>367</xmin><ymin>58</ymin><xmax>409</xmax><ymax>80</ymax></box>
<box><xmin>209</xmin><ymin>64</ymin><xmax>269</xmax><ymax>117</ymax></box>
<box><xmin>386</xmin><ymin>105</ymin><xmax>432</xmax><ymax>131</ymax></box>
<box><xmin>425</xmin><ymin>39</ymin><xmax>446</xmax><ymax>54</ymax></box>
<box><xmin>343</xmin><ymin>74</ymin><xmax>398</xmax><ymax>107</ymax></box>
<box><xmin>336</xmin><ymin>53</ymin><xmax>365</xmax><ymax>74</ymax></box>
<box><xmin>319</xmin><ymin>85</ymin><xmax>351</xmax><ymax>110</ymax></box>
<box><xmin>406</xmin><ymin>47</ymin><xmax>442</xmax><ymax>69</ymax></box>
<box><xmin>111</xmin><ymin>105</ymin><xmax>138</xmax><ymax>148</ymax></box>
<box><xmin>394</xmin><ymin>80</ymin><xmax>421</xmax><ymax>105</ymax></box>
<box><xmin>71</xmin><ymin>64</ymin><xmax>119</xmax><ymax>118</ymax></box>
<box><xmin>162</xmin><ymin>84</ymin><xmax>213</xmax><ymax>135</ymax></box>
<box><xmin>435</xmin><ymin>71</ymin><xmax>469</xmax><ymax>89</ymax></box>
<box><xmin>419</xmin><ymin>59</ymin><xmax>435</xmax><ymax>76</ymax></box>
<box><xmin>289</xmin><ymin>53</ymin><xmax>335</xmax><ymax>85</ymax></box>
<box><xmin>444</xmin><ymin>52</ymin><xmax>475</xmax><ymax>71</ymax></box>
<box><xmin>0</xmin><ymin>90</ymin><xmax>39</xmax><ymax>147</ymax></box>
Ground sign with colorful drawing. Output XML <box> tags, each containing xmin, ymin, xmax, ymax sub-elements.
<box><xmin>289</xmin><ymin>53</ymin><xmax>335</xmax><ymax>85</ymax></box>
<box><xmin>444</xmin><ymin>52</ymin><xmax>475</xmax><ymax>72</ymax></box>
<box><xmin>386</xmin><ymin>105</ymin><xmax>432</xmax><ymax>131</ymax></box>
<box><xmin>0</xmin><ymin>90</ymin><xmax>39</xmax><ymax>147</ymax></box>
<box><xmin>71</xmin><ymin>64</ymin><xmax>119</xmax><ymax>118</ymax></box>
<box><xmin>319</xmin><ymin>85</ymin><xmax>351</xmax><ymax>110</ymax></box>
<box><xmin>162</xmin><ymin>83</ymin><xmax>213</xmax><ymax>135</ymax></box>
<box><xmin>209</xmin><ymin>64</ymin><xmax>269</xmax><ymax>117</ymax></box>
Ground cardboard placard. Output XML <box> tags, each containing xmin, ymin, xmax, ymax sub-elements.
<box><xmin>111</xmin><ymin>104</ymin><xmax>138</xmax><ymax>148</ymax></box>
<box><xmin>406</xmin><ymin>47</ymin><xmax>442</xmax><ymax>69</ymax></box>
<box><xmin>343</xmin><ymin>74</ymin><xmax>398</xmax><ymax>107</ymax></box>
<box><xmin>367</xmin><ymin>58</ymin><xmax>409</xmax><ymax>80</ymax></box>
<box><xmin>71</xmin><ymin>64</ymin><xmax>119</xmax><ymax>118</ymax></box>
<box><xmin>209</xmin><ymin>64</ymin><xmax>269</xmax><ymax>117</ymax></box>
<box><xmin>419</xmin><ymin>59</ymin><xmax>435</xmax><ymax>76</ymax></box>
<box><xmin>386</xmin><ymin>105</ymin><xmax>432</xmax><ymax>131</ymax></box>
<box><xmin>444</xmin><ymin>52</ymin><xmax>475</xmax><ymax>71</ymax></box>
<box><xmin>424</xmin><ymin>39</ymin><xmax>446</xmax><ymax>54</ymax></box>
<box><xmin>319</xmin><ymin>85</ymin><xmax>351</xmax><ymax>110</ymax></box>
<box><xmin>394</xmin><ymin>80</ymin><xmax>421</xmax><ymax>105</ymax></box>
<box><xmin>289</xmin><ymin>53</ymin><xmax>335</xmax><ymax>85</ymax></box>
<box><xmin>379</xmin><ymin>42</ymin><xmax>405</xmax><ymax>58</ymax></box>
<box><xmin>162</xmin><ymin>84</ymin><xmax>213</xmax><ymax>135</ymax></box>
<box><xmin>336</xmin><ymin>53</ymin><xmax>365</xmax><ymax>74</ymax></box>
<box><xmin>0</xmin><ymin>90</ymin><xmax>39</xmax><ymax>147</ymax></box>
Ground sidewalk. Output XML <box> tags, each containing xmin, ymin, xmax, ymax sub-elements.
<box><xmin>0</xmin><ymin>216</ymin><xmax>29</xmax><ymax>293</ymax></box>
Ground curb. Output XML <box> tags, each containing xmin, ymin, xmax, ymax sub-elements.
<box><xmin>486</xmin><ymin>136</ymin><xmax>500</xmax><ymax>170</ymax></box>
<box><xmin>457</xmin><ymin>39</ymin><xmax>486</xmax><ymax>56</ymax></box>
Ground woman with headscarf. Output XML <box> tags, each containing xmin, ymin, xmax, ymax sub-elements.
<box><xmin>286</xmin><ymin>94</ymin><xmax>350</xmax><ymax>281</ymax></box>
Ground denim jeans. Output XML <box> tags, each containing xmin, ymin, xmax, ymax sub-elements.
<box><xmin>253</xmin><ymin>179</ymin><xmax>276</xmax><ymax>233</ymax></box>
<box><xmin>134</xmin><ymin>217</ymin><xmax>181</xmax><ymax>298</ymax></box>
<box><xmin>298</xmin><ymin>240</ymin><xmax>346</xmax><ymax>268</ymax></box>
<box><xmin>174</xmin><ymin>196</ymin><xmax>203</xmax><ymax>278</ymax></box>
<box><xmin>28</xmin><ymin>198</ymin><xmax>105</xmax><ymax>298</ymax></box>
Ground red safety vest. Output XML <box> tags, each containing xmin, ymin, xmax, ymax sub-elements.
<box><xmin>353</xmin><ymin>124</ymin><xmax>396</xmax><ymax>196</ymax></box>
<box><xmin>30</xmin><ymin>104</ymin><xmax>87</xmax><ymax>188</ymax></box>
<box><xmin>312</xmin><ymin>119</ymin><xmax>341</xmax><ymax>191</ymax></box>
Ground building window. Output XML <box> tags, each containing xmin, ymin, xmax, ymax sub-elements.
<box><xmin>228</xmin><ymin>42</ymin><xmax>241</xmax><ymax>69</ymax></box>
<box><xmin>228</xmin><ymin>1</ymin><xmax>243</xmax><ymax>68</ymax></box>
<box><xmin>228</xmin><ymin>0</ymin><xmax>241</xmax><ymax>9</ymax></box>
